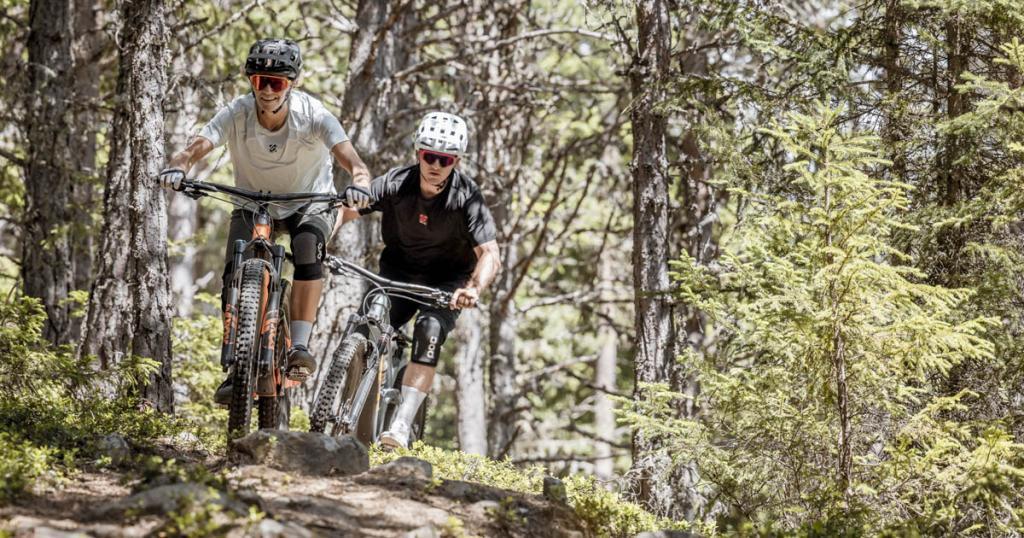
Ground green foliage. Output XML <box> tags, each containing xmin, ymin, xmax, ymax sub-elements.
<box><xmin>0</xmin><ymin>293</ymin><xmax>185</xmax><ymax>502</ymax></box>
<box><xmin>622</xmin><ymin>104</ymin><xmax>1021</xmax><ymax>533</ymax></box>
<box><xmin>0</xmin><ymin>433</ymin><xmax>60</xmax><ymax>502</ymax></box>
<box><xmin>172</xmin><ymin>293</ymin><xmax>228</xmax><ymax>453</ymax></box>
<box><xmin>372</xmin><ymin>443</ymin><xmax>682</xmax><ymax>537</ymax></box>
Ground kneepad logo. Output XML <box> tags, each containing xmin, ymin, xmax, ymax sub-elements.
<box><xmin>425</xmin><ymin>335</ymin><xmax>438</xmax><ymax>360</ymax></box>
<box><xmin>316</xmin><ymin>241</ymin><xmax>324</xmax><ymax>261</ymax></box>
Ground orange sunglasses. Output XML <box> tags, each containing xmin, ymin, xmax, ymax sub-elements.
<box><xmin>249</xmin><ymin>74</ymin><xmax>291</xmax><ymax>92</ymax></box>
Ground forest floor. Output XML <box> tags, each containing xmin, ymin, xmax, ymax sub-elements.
<box><xmin>0</xmin><ymin>432</ymin><xmax>590</xmax><ymax>537</ymax></box>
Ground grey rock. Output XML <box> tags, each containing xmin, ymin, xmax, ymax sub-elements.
<box><xmin>250</xmin><ymin>519</ymin><xmax>313</xmax><ymax>538</ymax></box>
<box><xmin>466</xmin><ymin>499</ymin><xmax>501</xmax><ymax>520</ymax></box>
<box><xmin>634</xmin><ymin>531</ymin><xmax>697</xmax><ymax>538</ymax></box>
<box><xmin>26</xmin><ymin>527</ymin><xmax>89</xmax><ymax>538</ymax></box>
<box><xmin>95</xmin><ymin>433</ymin><xmax>131</xmax><ymax>466</ymax></box>
<box><xmin>403</xmin><ymin>525</ymin><xmax>441</xmax><ymax>538</ymax></box>
<box><xmin>91</xmin><ymin>482</ymin><xmax>248</xmax><ymax>520</ymax></box>
<box><xmin>376</xmin><ymin>457</ymin><xmax>433</xmax><ymax>479</ymax></box>
<box><xmin>543</xmin><ymin>476</ymin><xmax>568</xmax><ymax>504</ymax></box>
<box><xmin>231</xmin><ymin>430</ymin><xmax>368</xmax><ymax>476</ymax></box>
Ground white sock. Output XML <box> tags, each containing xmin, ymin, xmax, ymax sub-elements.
<box><xmin>389</xmin><ymin>385</ymin><xmax>427</xmax><ymax>434</ymax></box>
<box><xmin>291</xmin><ymin>320</ymin><xmax>313</xmax><ymax>348</ymax></box>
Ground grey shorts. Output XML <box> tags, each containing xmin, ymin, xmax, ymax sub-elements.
<box><xmin>222</xmin><ymin>205</ymin><xmax>337</xmax><ymax>280</ymax></box>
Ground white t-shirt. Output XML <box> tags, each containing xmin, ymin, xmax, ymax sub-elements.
<box><xmin>198</xmin><ymin>90</ymin><xmax>349</xmax><ymax>218</ymax></box>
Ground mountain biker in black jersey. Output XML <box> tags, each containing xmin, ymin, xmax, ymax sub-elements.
<box><xmin>158</xmin><ymin>38</ymin><xmax>373</xmax><ymax>403</ymax></box>
<box><xmin>340</xmin><ymin>111</ymin><xmax>501</xmax><ymax>449</ymax></box>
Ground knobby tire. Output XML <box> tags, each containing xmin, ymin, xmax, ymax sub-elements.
<box><xmin>310</xmin><ymin>332</ymin><xmax>368</xmax><ymax>435</ymax></box>
<box><xmin>227</xmin><ymin>260</ymin><xmax>264</xmax><ymax>440</ymax></box>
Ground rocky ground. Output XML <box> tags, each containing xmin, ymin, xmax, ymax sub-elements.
<box><xmin>0</xmin><ymin>430</ymin><xmax>597</xmax><ymax>537</ymax></box>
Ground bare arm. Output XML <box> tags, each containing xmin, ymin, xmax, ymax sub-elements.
<box><xmin>451</xmin><ymin>240</ymin><xmax>501</xmax><ymax>309</ymax></box>
<box><xmin>330</xmin><ymin>140</ymin><xmax>371</xmax><ymax>225</ymax></box>
<box><xmin>167</xmin><ymin>137</ymin><xmax>214</xmax><ymax>172</ymax></box>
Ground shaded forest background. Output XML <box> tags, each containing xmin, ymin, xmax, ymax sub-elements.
<box><xmin>2</xmin><ymin>0</ymin><xmax>1024</xmax><ymax>534</ymax></box>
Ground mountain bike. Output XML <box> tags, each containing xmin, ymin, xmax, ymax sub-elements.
<box><xmin>173</xmin><ymin>178</ymin><xmax>348</xmax><ymax>440</ymax></box>
<box><xmin>309</xmin><ymin>254</ymin><xmax>453</xmax><ymax>447</ymax></box>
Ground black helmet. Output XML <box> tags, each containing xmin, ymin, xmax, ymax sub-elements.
<box><xmin>245</xmin><ymin>39</ymin><xmax>302</xmax><ymax>80</ymax></box>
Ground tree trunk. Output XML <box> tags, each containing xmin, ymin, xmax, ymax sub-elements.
<box><xmin>460</xmin><ymin>1</ymin><xmax>529</xmax><ymax>461</ymax></box>
<box><xmin>487</xmin><ymin>234</ymin><xmax>519</xmax><ymax>458</ymax></box>
<box><xmin>24</xmin><ymin>0</ymin><xmax>75</xmax><ymax>344</ymax></box>
<box><xmin>455</xmin><ymin>307</ymin><xmax>488</xmax><ymax>455</ymax></box>
<box><xmin>70</xmin><ymin>0</ymin><xmax>101</xmax><ymax>310</ymax></box>
<box><xmin>881</xmin><ymin>0</ymin><xmax>906</xmax><ymax>181</ymax></box>
<box><xmin>165</xmin><ymin>56</ymin><xmax>207</xmax><ymax>317</ymax></box>
<box><xmin>79</xmin><ymin>0</ymin><xmax>173</xmax><ymax>412</ymax></box>
<box><xmin>301</xmin><ymin>0</ymin><xmax>415</xmax><ymax>412</ymax></box>
<box><xmin>593</xmin><ymin>255</ymin><xmax>619</xmax><ymax>481</ymax></box>
<box><xmin>628</xmin><ymin>0</ymin><xmax>680</xmax><ymax>519</ymax></box>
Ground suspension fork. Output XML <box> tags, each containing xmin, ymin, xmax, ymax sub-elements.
<box><xmin>220</xmin><ymin>239</ymin><xmax>246</xmax><ymax>371</ymax></box>
<box><xmin>258</xmin><ymin>244</ymin><xmax>286</xmax><ymax>382</ymax></box>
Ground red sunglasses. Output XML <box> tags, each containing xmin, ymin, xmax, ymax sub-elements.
<box><xmin>249</xmin><ymin>74</ymin><xmax>290</xmax><ymax>92</ymax></box>
<box><xmin>419</xmin><ymin>150</ymin><xmax>457</xmax><ymax>167</ymax></box>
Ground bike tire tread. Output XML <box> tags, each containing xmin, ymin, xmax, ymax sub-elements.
<box><xmin>310</xmin><ymin>333</ymin><xmax>367</xmax><ymax>434</ymax></box>
<box><xmin>227</xmin><ymin>261</ymin><xmax>264</xmax><ymax>439</ymax></box>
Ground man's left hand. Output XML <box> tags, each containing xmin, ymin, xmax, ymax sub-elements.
<box><xmin>450</xmin><ymin>286</ymin><xmax>480</xmax><ymax>310</ymax></box>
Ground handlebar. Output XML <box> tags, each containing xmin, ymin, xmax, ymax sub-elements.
<box><xmin>322</xmin><ymin>255</ymin><xmax>455</xmax><ymax>309</ymax></box>
<box><xmin>174</xmin><ymin>178</ymin><xmax>367</xmax><ymax>208</ymax></box>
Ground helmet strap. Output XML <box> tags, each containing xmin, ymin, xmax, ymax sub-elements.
<box><xmin>272</xmin><ymin>87</ymin><xmax>292</xmax><ymax>114</ymax></box>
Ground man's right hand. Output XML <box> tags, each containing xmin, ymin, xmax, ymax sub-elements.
<box><xmin>342</xmin><ymin>185</ymin><xmax>372</xmax><ymax>209</ymax></box>
<box><xmin>159</xmin><ymin>167</ymin><xmax>186</xmax><ymax>190</ymax></box>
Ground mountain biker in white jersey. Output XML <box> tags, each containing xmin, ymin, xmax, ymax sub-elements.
<box><xmin>159</xmin><ymin>38</ymin><xmax>373</xmax><ymax>404</ymax></box>
<box><xmin>341</xmin><ymin>112</ymin><xmax>501</xmax><ymax>449</ymax></box>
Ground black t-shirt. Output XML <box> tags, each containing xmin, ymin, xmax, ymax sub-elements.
<box><xmin>360</xmin><ymin>165</ymin><xmax>497</xmax><ymax>283</ymax></box>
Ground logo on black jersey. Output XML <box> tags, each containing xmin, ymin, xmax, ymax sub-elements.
<box><xmin>418</xmin><ymin>214</ymin><xmax>428</xmax><ymax>226</ymax></box>
<box><xmin>268</xmin><ymin>144</ymin><xmax>278</xmax><ymax>153</ymax></box>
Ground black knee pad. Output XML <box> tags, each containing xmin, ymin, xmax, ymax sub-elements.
<box><xmin>291</xmin><ymin>227</ymin><xmax>325</xmax><ymax>281</ymax></box>
<box><xmin>293</xmin><ymin>262</ymin><xmax>323</xmax><ymax>281</ymax></box>
<box><xmin>411</xmin><ymin>315</ymin><xmax>446</xmax><ymax>366</ymax></box>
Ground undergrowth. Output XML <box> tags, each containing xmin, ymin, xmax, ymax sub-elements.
<box><xmin>372</xmin><ymin>442</ymin><xmax>687</xmax><ymax>537</ymax></box>
<box><xmin>0</xmin><ymin>293</ymin><xmax>185</xmax><ymax>502</ymax></box>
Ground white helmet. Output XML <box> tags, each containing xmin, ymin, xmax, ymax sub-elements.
<box><xmin>414</xmin><ymin>112</ymin><xmax>468</xmax><ymax>157</ymax></box>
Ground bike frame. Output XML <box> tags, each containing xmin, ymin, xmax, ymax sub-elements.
<box><xmin>178</xmin><ymin>179</ymin><xmax>344</xmax><ymax>400</ymax></box>
<box><xmin>320</xmin><ymin>255</ymin><xmax>451</xmax><ymax>443</ymax></box>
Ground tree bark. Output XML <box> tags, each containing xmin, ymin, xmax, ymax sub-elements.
<box><xmin>79</xmin><ymin>0</ymin><xmax>173</xmax><ymax>412</ymax></box>
<box><xmin>24</xmin><ymin>0</ymin><xmax>75</xmax><ymax>344</ymax></box>
<box><xmin>301</xmin><ymin>0</ymin><xmax>416</xmax><ymax>412</ymax></box>
<box><xmin>165</xmin><ymin>55</ymin><xmax>207</xmax><ymax>317</ymax></box>
<box><xmin>70</xmin><ymin>0</ymin><xmax>102</xmax><ymax>309</ymax></box>
<box><xmin>593</xmin><ymin>255</ymin><xmax>619</xmax><ymax>481</ymax></box>
<box><xmin>627</xmin><ymin>0</ymin><xmax>680</xmax><ymax>519</ymax></box>
<box><xmin>455</xmin><ymin>307</ymin><xmax>488</xmax><ymax>455</ymax></box>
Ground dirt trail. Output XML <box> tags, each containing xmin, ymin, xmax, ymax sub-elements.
<box><xmin>0</xmin><ymin>433</ymin><xmax>589</xmax><ymax>537</ymax></box>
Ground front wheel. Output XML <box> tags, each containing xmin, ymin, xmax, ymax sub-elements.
<box><xmin>310</xmin><ymin>333</ymin><xmax>368</xmax><ymax>435</ymax></box>
<box><xmin>227</xmin><ymin>260</ymin><xmax>265</xmax><ymax>440</ymax></box>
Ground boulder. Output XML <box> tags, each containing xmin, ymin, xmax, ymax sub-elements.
<box><xmin>91</xmin><ymin>483</ymin><xmax>248</xmax><ymax>520</ymax></box>
<box><xmin>403</xmin><ymin>525</ymin><xmax>441</xmax><ymax>538</ymax></box>
<box><xmin>94</xmin><ymin>434</ymin><xmax>131</xmax><ymax>466</ymax></box>
<box><xmin>357</xmin><ymin>456</ymin><xmax>434</xmax><ymax>488</ymax></box>
<box><xmin>543</xmin><ymin>476</ymin><xmax>568</xmax><ymax>505</ymax></box>
<box><xmin>230</xmin><ymin>430</ymin><xmax>368</xmax><ymax>476</ymax></box>
<box><xmin>249</xmin><ymin>519</ymin><xmax>313</xmax><ymax>538</ymax></box>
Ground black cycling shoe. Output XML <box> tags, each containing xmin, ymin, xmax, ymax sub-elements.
<box><xmin>213</xmin><ymin>376</ymin><xmax>233</xmax><ymax>406</ymax></box>
<box><xmin>286</xmin><ymin>345</ymin><xmax>317</xmax><ymax>381</ymax></box>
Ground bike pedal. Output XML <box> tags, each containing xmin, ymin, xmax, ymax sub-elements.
<box><xmin>285</xmin><ymin>366</ymin><xmax>312</xmax><ymax>381</ymax></box>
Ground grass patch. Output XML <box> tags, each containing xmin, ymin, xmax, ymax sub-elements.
<box><xmin>372</xmin><ymin>442</ymin><xmax>685</xmax><ymax>537</ymax></box>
